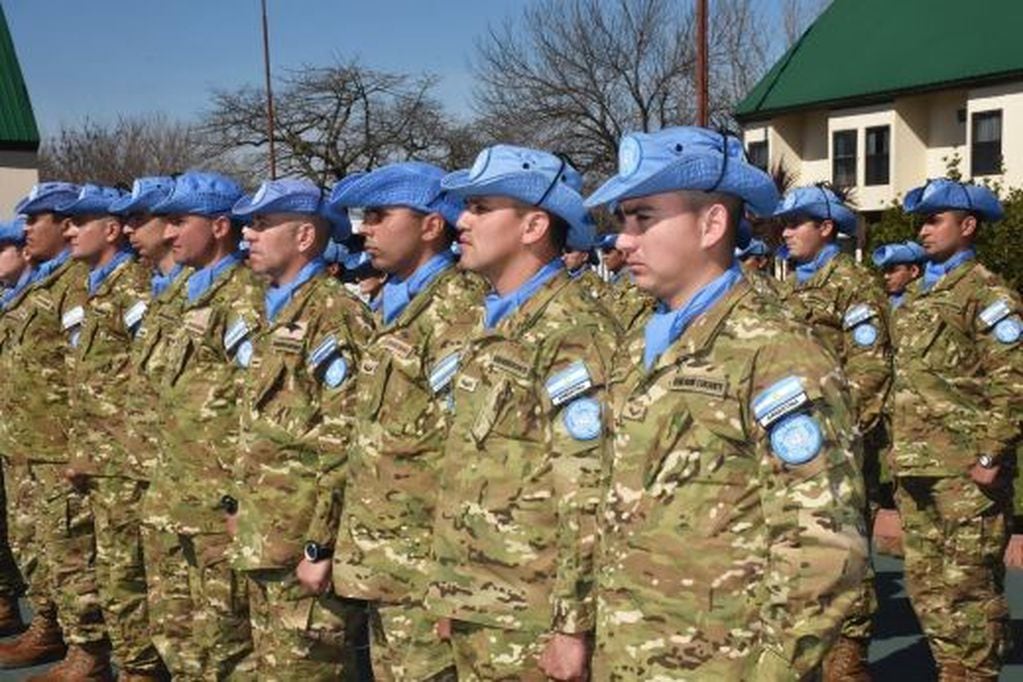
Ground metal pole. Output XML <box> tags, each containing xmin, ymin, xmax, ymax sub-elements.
<box><xmin>696</xmin><ymin>0</ymin><xmax>708</xmax><ymax>127</ymax></box>
<box><xmin>261</xmin><ymin>0</ymin><xmax>277</xmax><ymax>179</ymax></box>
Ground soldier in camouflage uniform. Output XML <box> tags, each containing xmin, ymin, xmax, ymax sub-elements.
<box><xmin>223</xmin><ymin>179</ymin><xmax>373</xmax><ymax>680</ymax></box>
<box><xmin>872</xmin><ymin>240</ymin><xmax>926</xmax><ymax>311</ymax></box>
<box><xmin>423</xmin><ymin>145</ymin><xmax>617</xmax><ymax>681</ymax></box>
<box><xmin>307</xmin><ymin>162</ymin><xmax>484</xmax><ymax>681</ymax></box>
<box><xmin>890</xmin><ymin>179</ymin><xmax>1022</xmax><ymax>680</ymax></box>
<box><xmin>0</xmin><ymin>217</ymin><xmax>31</xmax><ymax>638</ymax></box>
<box><xmin>773</xmin><ymin>185</ymin><xmax>893</xmax><ymax>680</ymax></box>
<box><xmin>51</xmin><ymin>183</ymin><xmax>161</xmax><ymax>682</ymax></box>
<box><xmin>140</xmin><ymin>172</ymin><xmax>259</xmax><ymax>680</ymax></box>
<box><xmin>0</xmin><ymin>183</ymin><xmax>93</xmax><ymax>671</ymax></box>
<box><xmin>595</xmin><ymin>233</ymin><xmax>654</xmax><ymax>332</ymax></box>
<box><xmin>585</xmin><ymin>126</ymin><xmax>869</xmax><ymax>680</ymax></box>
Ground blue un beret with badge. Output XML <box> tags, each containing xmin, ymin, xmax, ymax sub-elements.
<box><xmin>737</xmin><ymin>238</ymin><xmax>770</xmax><ymax>259</ymax></box>
<box><xmin>56</xmin><ymin>184</ymin><xmax>127</xmax><ymax>216</ymax></box>
<box><xmin>152</xmin><ymin>172</ymin><xmax>244</xmax><ymax>217</ymax></box>
<box><xmin>110</xmin><ymin>176</ymin><xmax>175</xmax><ymax>215</ymax></box>
<box><xmin>441</xmin><ymin>145</ymin><xmax>596</xmax><ymax>251</ymax></box>
<box><xmin>872</xmin><ymin>241</ymin><xmax>927</xmax><ymax>268</ymax></box>
<box><xmin>233</xmin><ymin>178</ymin><xmax>352</xmax><ymax>242</ymax></box>
<box><xmin>0</xmin><ymin>216</ymin><xmax>26</xmax><ymax>246</ymax></box>
<box><xmin>596</xmin><ymin>233</ymin><xmax>619</xmax><ymax>251</ymax></box>
<box><xmin>584</xmin><ymin>126</ymin><xmax>779</xmax><ymax>217</ymax></box>
<box><xmin>772</xmin><ymin>185</ymin><xmax>858</xmax><ymax>235</ymax></box>
<box><xmin>328</xmin><ymin>161</ymin><xmax>464</xmax><ymax>229</ymax></box>
<box><xmin>903</xmin><ymin>178</ymin><xmax>1004</xmax><ymax>222</ymax></box>
<box><xmin>14</xmin><ymin>182</ymin><xmax>81</xmax><ymax>216</ymax></box>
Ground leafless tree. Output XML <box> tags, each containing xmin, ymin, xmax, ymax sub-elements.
<box><xmin>38</xmin><ymin>114</ymin><xmax>217</xmax><ymax>186</ymax></box>
<box><xmin>781</xmin><ymin>0</ymin><xmax>831</xmax><ymax>48</ymax></box>
<box><xmin>470</xmin><ymin>0</ymin><xmax>773</xmax><ymax>177</ymax></box>
<box><xmin>200</xmin><ymin>59</ymin><xmax>461</xmax><ymax>187</ymax></box>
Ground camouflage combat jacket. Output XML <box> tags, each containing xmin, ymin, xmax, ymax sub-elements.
<box><xmin>231</xmin><ymin>272</ymin><xmax>373</xmax><ymax>570</ymax></box>
<box><xmin>332</xmin><ymin>266</ymin><xmax>484</xmax><ymax>604</ymax></box>
<box><xmin>425</xmin><ymin>270</ymin><xmax>617</xmax><ymax>634</ymax></box>
<box><xmin>115</xmin><ymin>267</ymin><xmax>191</xmax><ymax>482</ymax></box>
<box><xmin>778</xmin><ymin>252</ymin><xmax>893</xmax><ymax>434</ymax></box>
<box><xmin>596</xmin><ymin>279</ymin><xmax>868</xmax><ymax>680</ymax></box>
<box><xmin>0</xmin><ymin>256</ymin><xmax>87</xmax><ymax>465</ymax></box>
<box><xmin>143</xmin><ymin>258</ymin><xmax>263</xmax><ymax>535</ymax></box>
<box><xmin>67</xmin><ymin>256</ymin><xmax>151</xmax><ymax>479</ymax></box>
<box><xmin>889</xmin><ymin>259</ymin><xmax>1021</xmax><ymax>478</ymax></box>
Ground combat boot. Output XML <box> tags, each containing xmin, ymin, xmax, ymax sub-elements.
<box><xmin>0</xmin><ymin>608</ymin><xmax>65</xmax><ymax>668</ymax></box>
<box><xmin>821</xmin><ymin>635</ymin><xmax>871</xmax><ymax>682</ymax></box>
<box><xmin>26</xmin><ymin>640</ymin><xmax>114</xmax><ymax>682</ymax></box>
<box><xmin>0</xmin><ymin>595</ymin><xmax>26</xmax><ymax>637</ymax></box>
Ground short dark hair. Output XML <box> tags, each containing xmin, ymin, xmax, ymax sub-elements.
<box><xmin>677</xmin><ymin>190</ymin><xmax>743</xmax><ymax>232</ymax></box>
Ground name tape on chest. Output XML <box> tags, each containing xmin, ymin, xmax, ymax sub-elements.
<box><xmin>752</xmin><ymin>375</ymin><xmax>809</xmax><ymax>429</ymax></box>
<box><xmin>545</xmin><ymin>360</ymin><xmax>593</xmax><ymax>407</ymax></box>
<box><xmin>429</xmin><ymin>352</ymin><xmax>461</xmax><ymax>394</ymax></box>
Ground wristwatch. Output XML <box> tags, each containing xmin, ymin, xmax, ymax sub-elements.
<box><xmin>304</xmin><ymin>541</ymin><xmax>333</xmax><ymax>563</ymax></box>
<box><xmin>219</xmin><ymin>494</ymin><xmax>239</xmax><ymax>515</ymax></box>
<box><xmin>978</xmin><ymin>454</ymin><xmax>998</xmax><ymax>469</ymax></box>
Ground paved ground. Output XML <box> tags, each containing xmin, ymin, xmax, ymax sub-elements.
<box><xmin>0</xmin><ymin>553</ymin><xmax>1021</xmax><ymax>680</ymax></box>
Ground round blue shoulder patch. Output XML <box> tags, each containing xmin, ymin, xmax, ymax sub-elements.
<box><xmin>994</xmin><ymin>316</ymin><xmax>1021</xmax><ymax>344</ymax></box>
<box><xmin>852</xmin><ymin>323</ymin><xmax>878</xmax><ymax>347</ymax></box>
<box><xmin>770</xmin><ymin>413</ymin><xmax>823</xmax><ymax>465</ymax></box>
<box><xmin>618</xmin><ymin>135</ymin><xmax>642</xmax><ymax>177</ymax></box>
<box><xmin>323</xmin><ymin>357</ymin><xmax>348</xmax><ymax>389</ymax></box>
<box><xmin>563</xmin><ymin>397</ymin><xmax>602</xmax><ymax>441</ymax></box>
<box><xmin>235</xmin><ymin>339</ymin><xmax>253</xmax><ymax>368</ymax></box>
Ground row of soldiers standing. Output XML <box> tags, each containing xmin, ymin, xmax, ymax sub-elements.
<box><xmin>0</xmin><ymin>124</ymin><xmax>1015</xmax><ymax>681</ymax></box>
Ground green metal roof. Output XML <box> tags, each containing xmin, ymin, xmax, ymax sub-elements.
<box><xmin>736</xmin><ymin>0</ymin><xmax>1023</xmax><ymax>122</ymax></box>
<box><xmin>0</xmin><ymin>3</ymin><xmax>38</xmax><ymax>148</ymax></box>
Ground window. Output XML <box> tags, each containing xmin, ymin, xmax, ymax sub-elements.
<box><xmin>865</xmin><ymin>126</ymin><xmax>890</xmax><ymax>186</ymax></box>
<box><xmin>747</xmin><ymin>140</ymin><xmax>768</xmax><ymax>171</ymax></box>
<box><xmin>971</xmin><ymin>110</ymin><xmax>1002</xmax><ymax>176</ymax></box>
<box><xmin>832</xmin><ymin>130</ymin><xmax>857</xmax><ymax>188</ymax></box>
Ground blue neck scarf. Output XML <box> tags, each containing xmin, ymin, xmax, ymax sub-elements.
<box><xmin>187</xmin><ymin>251</ymin><xmax>244</xmax><ymax>304</ymax></box>
<box><xmin>644</xmin><ymin>263</ymin><xmax>744</xmax><ymax>369</ymax></box>
<box><xmin>151</xmin><ymin>263</ymin><xmax>184</xmax><ymax>298</ymax></box>
<box><xmin>1</xmin><ymin>266</ymin><xmax>34</xmax><ymax>309</ymax></box>
<box><xmin>29</xmin><ymin>248</ymin><xmax>71</xmax><ymax>287</ymax></box>
<box><xmin>569</xmin><ymin>266</ymin><xmax>588</xmax><ymax>279</ymax></box>
<box><xmin>922</xmin><ymin>248</ymin><xmax>974</xmax><ymax>292</ymax></box>
<box><xmin>88</xmin><ymin>249</ymin><xmax>134</xmax><ymax>296</ymax></box>
<box><xmin>889</xmin><ymin>292</ymin><xmax>907</xmax><ymax>310</ymax></box>
<box><xmin>484</xmin><ymin>258</ymin><xmax>564</xmax><ymax>329</ymax></box>
<box><xmin>381</xmin><ymin>250</ymin><xmax>456</xmax><ymax>325</ymax></box>
<box><xmin>794</xmin><ymin>242</ymin><xmax>841</xmax><ymax>284</ymax></box>
<box><xmin>265</xmin><ymin>258</ymin><xmax>326</xmax><ymax>323</ymax></box>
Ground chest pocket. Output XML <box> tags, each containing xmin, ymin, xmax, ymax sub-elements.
<box><xmin>12</xmin><ymin>305</ymin><xmax>37</xmax><ymax>345</ymax></box>
<box><xmin>919</xmin><ymin>300</ymin><xmax>976</xmax><ymax>368</ymax></box>
<box><xmin>469</xmin><ymin>345</ymin><xmax>538</xmax><ymax>446</ymax></box>
<box><xmin>371</xmin><ymin>334</ymin><xmax>429</xmax><ymax>430</ymax></box>
<box><xmin>357</xmin><ymin>354</ymin><xmax>390</xmax><ymax>420</ymax></box>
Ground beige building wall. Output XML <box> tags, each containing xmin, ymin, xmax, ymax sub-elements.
<box><xmin>0</xmin><ymin>150</ymin><xmax>38</xmax><ymax>218</ymax></box>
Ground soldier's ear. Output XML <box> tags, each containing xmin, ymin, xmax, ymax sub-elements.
<box><xmin>420</xmin><ymin>212</ymin><xmax>447</xmax><ymax>245</ymax></box>
<box><xmin>520</xmin><ymin>210</ymin><xmax>551</xmax><ymax>247</ymax></box>
<box><xmin>210</xmin><ymin>215</ymin><xmax>233</xmax><ymax>240</ymax></box>
<box><xmin>960</xmin><ymin>214</ymin><xmax>978</xmax><ymax>239</ymax></box>
<box><xmin>698</xmin><ymin>202</ymin><xmax>730</xmax><ymax>251</ymax></box>
<box><xmin>104</xmin><ymin>218</ymin><xmax>122</xmax><ymax>244</ymax></box>
<box><xmin>818</xmin><ymin>219</ymin><xmax>836</xmax><ymax>241</ymax></box>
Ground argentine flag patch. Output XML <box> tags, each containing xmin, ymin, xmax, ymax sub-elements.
<box><xmin>545</xmin><ymin>360</ymin><xmax>593</xmax><ymax>407</ymax></box>
<box><xmin>308</xmin><ymin>335</ymin><xmax>348</xmax><ymax>389</ymax></box>
<box><xmin>429</xmin><ymin>352</ymin><xmax>460</xmax><ymax>394</ymax></box>
<box><xmin>753</xmin><ymin>376</ymin><xmax>822</xmax><ymax>464</ymax></box>
<box><xmin>123</xmin><ymin>300</ymin><xmax>147</xmax><ymax>337</ymax></box>
<box><xmin>224</xmin><ymin>318</ymin><xmax>251</xmax><ymax>368</ymax></box>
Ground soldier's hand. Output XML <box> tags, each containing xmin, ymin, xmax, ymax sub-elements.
<box><xmin>539</xmin><ymin>632</ymin><xmax>589</xmax><ymax>682</ymax></box>
<box><xmin>435</xmin><ymin>618</ymin><xmax>452</xmax><ymax>641</ymax></box>
<box><xmin>1004</xmin><ymin>535</ymin><xmax>1023</xmax><ymax>569</ymax></box>
<box><xmin>969</xmin><ymin>462</ymin><xmax>1001</xmax><ymax>488</ymax></box>
<box><xmin>295</xmin><ymin>557</ymin><xmax>332</xmax><ymax>594</ymax></box>
<box><xmin>872</xmin><ymin>508</ymin><xmax>904</xmax><ymax>556</ymax></box>
<box><xmin>225</xmin><ymin>513</ymin><xmax>238</xmax><ymax>538</ymax></box>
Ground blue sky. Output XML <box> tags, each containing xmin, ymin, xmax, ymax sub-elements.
<box><xmin>4</xmin><ymin>0</ymin><xmax>789</xmax><ymax>136</ymax></box>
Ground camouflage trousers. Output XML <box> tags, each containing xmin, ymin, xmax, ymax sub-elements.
<box><xmin>31</xmin><ymin>462</ymin><xmax>107</xmax><ymax>645</ymax></box>
<box><xmin>370</xmin><ymin>601</ymin><xmax>455</xmax><ymax>682</ymax></box>
<box><xmin>3</xmin><ymin>462</ymin><xmax>44</xmax><ymax>617</ymax></box>
<box><xmin>449</xmin><ymin>620</ymin><xmax>550</xmax><ymax>682</ymax></box>
<box><xmin>245</xmin><ymin>567</ymin><xmax>367</xmax><ymax>681</ymax></box>
<box><xmin>90</xmin><ymin>476</ymin><xmax>164</xmax><ymax>674</ymax></box>
<box><xmin>895</xmin><ymin>475</ymin><xmax>1009</xmax><ymax>678</ymax></box>
<box><xmin>142</xmin><ymin>527</ymin><xmax>254</xmax><ymax>681</ymax></box>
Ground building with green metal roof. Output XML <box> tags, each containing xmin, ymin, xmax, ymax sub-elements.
<box><xmin>737</xmin><ymin>0</ymin><xmax>1023</xmax><ymax>213</ymax></box>
<box><xmin>0</xmin><ymin>3</ymin><xmax>39</xmax><ymax>217</ymax></box>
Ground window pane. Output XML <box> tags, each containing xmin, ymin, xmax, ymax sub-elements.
<box><xmin>832</xmin><ymin>130</ymin><xmax>857</xmax><ymax>187</ymax></box>
<box><xmin>971</xmin><ymin>111</ymin><xmax>1002</xmax><ymax>175</ymax></box>
<box><xmin>747</xmin><ymin>141</ymin><xmax>768</xmax><ymax>171</ymax></box>
<box><xmin>865</xmin><ymin>126</ymin><xmax>890</xmax><ymax>185</ymax></box>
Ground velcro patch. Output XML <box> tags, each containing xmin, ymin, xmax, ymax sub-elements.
<box><xmin>61</xmin><ymin>305</ymin><xmax>84</xmax><ymax>330</ymax></box>
<box><xmin>456</xmin><ymin>374</ymin><xmax>479</xmax><ymax>393</ymax></box>
<box><xmin>380</xmin><ymin>336</ymin><xmax>414</xmax><ymax>360</ymax></box>
<box><xmin>359</xmin><ymin>357</ymin><xmax>380</xmax><ymax>375</ymax></box>
<box><xmin>35</xmin><ymin>293</ymin><xmax>54</xmax><ymax>312</ymax></box>
<box><xmin>545</xmin><ymin>360</ymin><xmax>593</xmax><ymax>407</ymax></box>
<box><xmin>843</xmin><ymin>303</ymin><xmax>877</xmax><ymax>330</ymax></box>
<box><xmin>123</xmin><ymin>300</ymin><xmax>147</xmax><ymax>330</ymax></box>
<box><xmin>223</xmin><ymin>318</ymin><xmax>250</xmax><ymax>352</ymax></box>
<box><xmin>979</xmin><ymin>299</ymin><xmax>1013</xmax><ymax>329</ymax></box>
<box><xmin>752</xmin><ymin>375</ymin><xmax>809</xmax><ymax>428</ymax></box>
<box><xmin>429</xmin><ymin>352</ymin><xmax>461</xmax><ymax>394</ymax></box>
<box><xmin>669</xmin><ymin>372</ymin><xmax>728</xmax><ymax>398</ymax></box>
